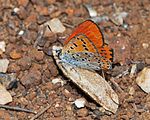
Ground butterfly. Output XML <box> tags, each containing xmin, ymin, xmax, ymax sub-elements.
<box><xmin>59</xmin><ymin>20</ymin><xmax>113</xmax><ymax>71</ymax></box>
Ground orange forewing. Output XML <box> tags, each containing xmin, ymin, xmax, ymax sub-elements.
<box><xmin>64</xmin><ymin>20</ymin><xmax>113</xmax><ymax>63</ymax></box>
<box><xmin>64</xmin><ymin>20</ymin><xmax>104</xmax><ymax>47</ymax></box>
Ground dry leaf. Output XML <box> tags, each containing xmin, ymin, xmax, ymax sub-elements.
<box><xmin>136</xmin><ymin>67</ymin><xmax>150</xmax><ymax>93</ymax></box>
<box><xmin>52</xmin><ymin>46</ymin><xmax>119</xmax><ymax>113</ymax></box>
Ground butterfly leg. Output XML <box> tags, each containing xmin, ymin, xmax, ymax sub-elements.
<box><xmin>101</xmin><ymin>70</ymin><xmax>105</xmax><ymax>79</ymax></box>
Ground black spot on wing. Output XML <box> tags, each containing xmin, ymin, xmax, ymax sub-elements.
<box><xmin>73</xmin><ymin>43</ymin><xmax>78</xmax><ymax>47</ymax></box>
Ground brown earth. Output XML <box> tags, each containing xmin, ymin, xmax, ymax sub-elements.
<box><xmin>0</xmin><ymin>0</ymin><xmax>150</xmax><ymax>120</ymax></box>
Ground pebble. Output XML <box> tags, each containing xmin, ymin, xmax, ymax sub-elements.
<box><xmin>52</xmin><ymin>78</ymin><xmax>64</xmax><ymax>86</ymax></box>
<box><xmin>130</xmin><ymin>64</ymin><xmax>137</xmax><ymax>77</ymax></box>
<box><xmin>31</xmin><ymin>49</ymin><xmax>44</xmax><ymax>61</ymax></box>
<box><xmin>0</xmin><ymin>41</ymin><xmax>6</xmax><ymax>54</ymax></box>
<box><xmin>62</xmin><ymin>89</ymin><xmax>72</xmax><ymax>98</ymax></box>
<box><xmin>17</xmin><ymin>57</ymin><xmax>32</xmax><ymax>71</ymax></box>
<box><xmin>77</xmin><ymin>108</ymin><xmax>88</xmax><ymax>117</ymax></box>
<box><xmin>136</xmin><ymin>67</ymin><xmax>150</xmax><ymax>93</ymax></box>
<box><xmin>27</xmin><ymin>91</ymin><xmax>36</xmax><ymax>101</ymax></box>
<box><xmin>139</xmin><ymin>112</ymin><xmax>150</xmax><ymax>120</ymax></box>
<box><xmin>65</xmin><ymin>8</ymin><xmax>74</xmax><ymax>16</ymax></box>
<box><xmin>74</xmin><ymin>98</ymin><xmax>86</xmax><ymax>108</ymax></box>
<box><xmin>142</xmin><ymin>43</ymin><xmax>149</xmax><ymax>49</ymax></box>
<box><xmin>20</xmin><ymin>97</ymin><xmax>29</xmax><ymax>106</ymax></box>
<box><xmin>46</xmin><ymin>0</ymin><xmax>56</xmax><ymax>4</ymax></box>
<box><xmin>24</xmin><ymin>13</ymin><xmax>37</xmax><ymax>27</ymax></box>
<box><xmin>128</xmin><ymin>87</ymin><xmax>135</xmax><ymax>95</ymax></box>
<box><xmin>17</xmin><ymin>6</ymin><xmax>28</xmax><ymax>19</ymax></box>
<box><xmin>13</xmin><ymin>7</ymin><xmax>20</xmax><ymax>13</ymax></box>
<box><xmin>18</xmin><ymin>30</ymin><xmax>25</xmax><ymax>36</ymax></box>
<box><xmin>10</xmin><ymin>50</ymin><xmax>22</xmax><ymax>59</ymax></box>
<box><xmin>91</xmin><ymin>16</ymin><xmax>109</xmax><ymax>23</ymax></box>
<box><xmin>7</xmin><ymin>63</ymin><xmax>21</xmax><ymax>73</ymax></box>
<box><xmin>20</xmin><ymin>70</ymin><xmax>41</xmax><ymax>88</ymax></box>
<box><xmin>35</xmin><ymin>5</ymin><xmax>49</xmax><ymax>16</ymax></box>
<box><xmin>145</xmin><ymin>94</ymin><xmax>150</xmax><ymax>110</ymax></box>
<box><xmin>22</xmin><ymin>30</ymin><xmax>37</xmax><ymax>45</ymax></box>
<box><xmin>84</xmin><ymin>4</ymin><xmax>97</xmax><ymax>17</ymax></box>
<box><xmin>0</xmin><ymin>73</ymin><xmax>17</xmax><ymax>90</ymax></box>
<box><xmin>0</xmin><ymin>59</ymin><xmax>9</xmax><ymax>73</ymax></box>
<box><xmin>111</xmin><ymin>11</ymin><xmax>128</xmax><ymax>25</ymax></box>
<box><xmin>48</xmin><ymin>61</ymin><xmax>59</xmax><ymax>77</ymax></box>
<box><xmin>0</xmin><ymin>110</ymin><xmax>11</xmax><ymax>120</ymax></box>
<box><xmin>145</xmin><ymin>58</ymin><xmax>150</xmax><ymax>64</ymax></box>
<box><xmin>41</xmin><ymin>82</ymin><xmax>53</xmax><ymax>91</ymax></box>
<box><xmin>43</xmin><ymin>28</ymin><xmax>57</xmax><ymax>43</ymax></box>
<box><xmin>122</xmin><ymin>23</ymin><xmax>129</xmax><ymax>29</ymax></box>
<box><xmin>0</xmin><ymin>84</ymin><xmax>12</xmax><ymax>105</ymax></box>
<box><xmin>17</xmin><ymin>0</ymin><xmax>29</xmax><ymax>7</ymax></box>
<box><xmin>37</xmin><ymin>15</ymin><xmax>47</xmax><ymax>24</ymax></box>
<box><xmin>45</xmin><ymin>18</ymin><xmax>66</xmax><ymax>33</ymax></box>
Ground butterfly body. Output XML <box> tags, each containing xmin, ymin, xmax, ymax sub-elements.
<box><xmin>59</xmin><ymin>20</ymin><xmax>113</xmax><ymax>71</ymax></box>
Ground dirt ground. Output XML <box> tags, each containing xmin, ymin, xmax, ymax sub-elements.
<box><xmin>0</xmin><ymin>0</ymin><xmax>150</xmax><ymax>120</ymax></box>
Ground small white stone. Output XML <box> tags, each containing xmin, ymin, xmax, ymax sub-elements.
<box><xmin>52</xmin><ymin>78</ymin><xmax>64</xmax><ymax>86</ymax></box>
<box><xmin>117</xmin><ymin>33</ymin><xmax>121</xmax><ymax>37</ymax></box>
<box><xmin>74</xmin><ymin>98</ymin><xmax>86</xmax><ymax>108</ymax></box>
<box><xmin>18</xmin><ymin>30</ymin><xmax>24</xmax><ymax>36</ymax></box>
<box><xmin>123</xmin><ymin>23</ymin><xmax>128</xmax><ymax>29</ymax></box>
<box><xmin>129</xmin><ymin>87</ymin><xmax>135</xmax><ymax>95</ymax></box>
<box><xmin>112</xmin><ymin>11</ymin><xmax>128</xmax><ymax>25</ymax></box>
<box><xmin>136</xmin><ymin>67</ymin><xmax>150</xmax><ymax>93</ymax></box>
<box><xmin>13</xmin><ymin>7</ymin><xmax>20</xmax><ymax>13</ymax></box>
<box><xmin>55</xmin><ymin>103</ymin><xmax>60</xmax><ymax>108</ymax></box>
<box><xmin>130</xmin><ymin>64</ymin><xmax>137</xmax><ymax>77</ymax></box>
<box><xmin>142</xmin><ymin>43</ymin><xmax>149</xmax><ymax>49</ymax></box>
<box><xmin>45</xmin><ymin>18</ymin><xmax>66</xmax><ymax>33</ymax></box>
<box><xmin>0</xmin><ymin>59</ymin><xmax>9</xmax><ymax>73</ymax></box>
<box><xmin>119</xmin><ymin>12</ymin><xmax>128</xmax><ymax>18</ymax></box>
<box><xmin>0</xmin><ymin>41</ymin><xmax>6</xmax><ymax>53</ymax></box>
<box><xmin>84</xmin><ymin>4</ymin><xmax>97</xmax><ymax>17</ymax></box>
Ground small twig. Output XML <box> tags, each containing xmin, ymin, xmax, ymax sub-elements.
<box><xmin>63</xmin><ymin>22</ymin><xmax>74</xmax><ymax>28</ymax></box>
<box><xmin>33</xmin><ymin>25</ymin><xmax>46</xmax><ymax>48</ymax></box>
<box><xmin>110</xmin><ymin>78</ymin><xmax>124</xmax><ymax>93</ymax></box>
<box><xmin>116</xmin><ymin>69</ymin><xmax>129</xmax><ymax>78</ymax></box>
<box><xmin>0</xmin><ymin>104</ymin><xmax>36</xmax><ymax>114</ymax></box>
<box><xmin>101</xmin><ymin>70</ymin><xmax>105</xmax><ymax>79</ymax></box>
<box><xmin>30</xmin><ymin>103</ymin><xmax>54</xmax><ymax>120</ymax></box>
